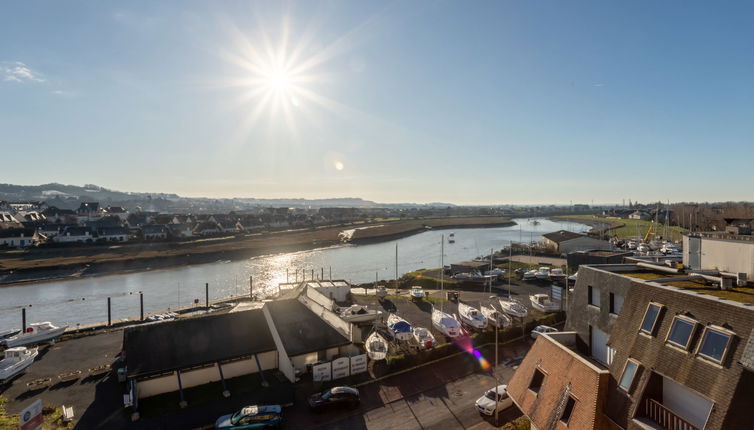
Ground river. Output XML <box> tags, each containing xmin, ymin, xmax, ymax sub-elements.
<box><xmin>0</xmin><ymin>217</ymin><xmax>588</xmax><ymax>330</ymax></box>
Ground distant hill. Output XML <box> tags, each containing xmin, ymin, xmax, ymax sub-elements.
<box><xmin>0</xmin><ymin>183</ymin><xmax>456</xmax><ymax>211</ymax></box>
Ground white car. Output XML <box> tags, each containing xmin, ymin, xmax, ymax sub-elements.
<box><xmin>475</xmin><ymin>384</ymin><xmax>513</xmax><ymax>416</ymax></box>
<box><xmin>531</xmin><ymin>325</ymin><xmax>558</xmax><ymax>339</ymax></box>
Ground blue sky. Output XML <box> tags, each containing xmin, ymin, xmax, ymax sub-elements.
<box><xmin>1</xmin><ymin>1</ymin><xmax>753</xmax><ymax>204</ymax></box>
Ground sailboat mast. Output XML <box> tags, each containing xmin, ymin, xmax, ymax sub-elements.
<box><xmin>508</xmin><ymin>241</ymin><xmax>512</xmax><ymax>299</ymax></box>
<box><xmin>441</xmin><ymin>234</ymin><xmax>444</xmax><ymax>312</ymax></box>
<box><xmin>395</xmin><ymin>243</ymin><xmax>398</xmax><ymax>290</ymax></box>
<box><xmin>489</xmin><ymin>248</ymin><xmax>493</xmax><ymax>294</ymax></box>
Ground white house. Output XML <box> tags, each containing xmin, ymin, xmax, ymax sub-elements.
<box><xmin>55</xmin><ymin>227</ymin><xmax>94</xmax><ymax>243</ymax></box>
<box><xmin>0</xmin><ymin>228</ymin><xmax>37</xmax><ymax>248</ymax></box>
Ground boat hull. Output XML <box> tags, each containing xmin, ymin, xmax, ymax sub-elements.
<box><xmin>4</xmin><ymin>327</ymin><xmax>67</xmax><ymax>348</ymax></box>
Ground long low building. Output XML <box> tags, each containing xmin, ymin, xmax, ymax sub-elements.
<box><xmin>123</xmin><ymin>285</ymin><xmax>361</xmax><ymax>404</ymax></box>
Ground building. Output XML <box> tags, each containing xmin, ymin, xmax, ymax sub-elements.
<box><xmin>0</xmin><ymin>228</ymin><xmax>37</xmax><ymax>247</ymax></box>
<box><xmin>55</xmin><ymin>226</ymin><xmax>94</xmax><ymax>243</ymax></box>
<box><xmin>123</xmin><ymin>290</ymin><xmax>356</xmax><ymax>402</ymax></box>
<box><xmin>76</xmin><ymin>202</ymin><xmax>103</xmax><ymax>222</ymax></box>
<box><xmin>508</xmin><ymin>262</ymin><xmax>754</xmax><ymax>430</ymax></box>
<box><xmin>683</xmin><ymin>226</ymin><xmax>754</xmax><ymax>282</ymax></box>
<box><xmin>541</xmin><ymin>230</ymin><xmax>612</xmax><ymax>255</ymax></box>
<box><xmin>566</xmin><ymin>250</ymin><xmax>633</xmax><ymax>269</ymax></box>
<box><xmin>104</xmin><ymin>206</ymin><xmax>129</xmax><ymax>221</ymax></box>
<box><xmin>449</xmin><ymin>261</ymin><xmax>489</xmax><ymax>275</ymax></box>
<box><xmin>97</xmin><ymin>226</ymin><xmax>130</xmax><ymax>242</ymax></box>
<box><xmin>628</xmin><ymin>210</ymin><xmax>651</xmax><ymax>220</ymax></box>
<box><xmin>141</xmin><ymin>225</ymin><xmax>168</xmax><ymax>240</ymax></box>
<box><xmin>167</xmin><ymin>223</ymin><xmax>193</xmax><ymax>238</ymax></box>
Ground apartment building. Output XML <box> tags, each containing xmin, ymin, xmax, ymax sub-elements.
<box><xmin>507</xmin><ymin>263</ymin><xmax>754</xmax><ymax>430</ymax></box>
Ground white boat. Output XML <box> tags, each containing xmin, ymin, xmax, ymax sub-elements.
<box><xmin>432</xmin><ymin>307</ymin><xmax>461</xmax><ymax>338</ymax></box>
<box><xmin>409</xmin><ymin>286</ymin><xmax>425</xmax><ymax>301</ymax></box>
<box><xmin>530</xmin><ymin>294</ymin><xmax>561</xmax><ymax>312</ymax></box>
<box><xmin>338</xmin><ymin>305</ymin><xmax>382</xmax><ymax>323</ymax></box>
<box><xmin>387</xmin><ymin>314</ymin><xmax>413</xmax><ymax>341</ymax></box>
<box><xmin>499</xmin><ymin>299</ymin><xmax>528</xmax><ymax>318</ymax></box>
<box><xmin>412</xmin><ymin>327</ymin><xmax>435</xmax><ymax>349</ymax></box>
<box><xmin>522</xmin><ymin>269</ymin><xmax>538</xmax><ymax>281</ymax></box>
<box><xmin>448</xmin><ymin>233</ymin><xmax>455</xmax><ymax>243</ymax></box>
<box><xmin>458</xmin><ymin>302</ymin><xmax>488</xmax><ymax>330</ymax></box>
<box><xmin>365</xmin><ymin>331</ymin><xmax>388</xmax><ymax>360</ymax></box>
<box><xmin>375</xmin><ymin>285</ymin><xmax>388</xmax><ymax>299</ymax></box>
<box><xmin>485</xmin><ymin>268</ymin><xmax>506</xmax><ymax>278</ymax></box>
<box><xmin>3</xmin><ymin>322</ymin><xmax>67</xmax><ymax>347</ymax></box>
<box><xmin>0</xmin><ymin>346</ymin><xmax>38</xmax><ymax>381</ymax></box>
<box><xmin>0</xmin><ymin>328</ymin><xmax>20</xmax><ymax>340</ymax></box>
<box><xmin>480</xmin><ymin>304</ymin><xmax>511</xmax><ymax>328</ymax></box>
<box><xmin>549</xmin><ymin>268</ymin><xmax>566</xmax><ymax>283</ymax></box>
<box><xmin>534</xmin><ymin>267</ymin><xmax>551</xmax><ymax>280</ymax></box>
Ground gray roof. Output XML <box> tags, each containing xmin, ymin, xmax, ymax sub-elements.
<box><xmin>542</xmin><ymin>230</ymin><xmax>586</xmax><ymax>243</ymax></box>
<box><xmin>124</xmin><ymin>309</ymin><xmax>275</xmax><ymax>378</ymax></box>
<box><xmin>265</xmin><ymin>299</ymin><xmax>350</xmax><ymax>357</ymax></box>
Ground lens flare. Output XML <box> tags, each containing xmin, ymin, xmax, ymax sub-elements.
<box><xmin>452</xmin><ymin>335</ymin><xmax>491</xmax><ymax>371</ymax></box>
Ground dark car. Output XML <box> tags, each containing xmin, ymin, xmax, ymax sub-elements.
<box><xmin>308</xmin><ymin>386</ymin><xmax>360</xmax><ymax>412</ymax></box>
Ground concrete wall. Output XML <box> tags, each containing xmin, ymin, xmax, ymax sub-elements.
<box><xmin>221</xmin><ymin>351</ymin><xmax>277</xmax><ymax>379</ymax></box>
<box><xmin>306</xmin><ymin>285</ymin><xmax>335</xmax><ymax>311</ymax></box>
<box><xmin>684</xmin><ymin>236</ymin><xmax>754</xmax><ymax>281</ymax></box>
<box><xmin>180</xmin><ymin>364</ymin><xmax>222</xmax><ymax>388</ymax></box>
<box><xmin>299</xmin><ymin>290</ymin><xmax>353</xmax><ymax>341</ymax></box>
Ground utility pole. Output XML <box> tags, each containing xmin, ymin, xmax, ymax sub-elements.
<box><xmin>508</xmin><ymin>242</ymin><xmax>513</xmax><ymax>299</ymax></box>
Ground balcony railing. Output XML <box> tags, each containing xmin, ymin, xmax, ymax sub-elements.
<box><xmin>643</xmin><ymin>398</ymin><xmax>701</xmax><ymax>430</ymax></box>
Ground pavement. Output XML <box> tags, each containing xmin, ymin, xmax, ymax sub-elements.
<box><xmin>296</xmin><ymin>340</ymin><xmax>530</xmax><ymax>430</ymax></box>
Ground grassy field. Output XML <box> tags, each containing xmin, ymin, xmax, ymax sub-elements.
<box><xmin>552</xmin><ymin>214</ymin><xmax>687</xmax><ymax>241</ymax></box>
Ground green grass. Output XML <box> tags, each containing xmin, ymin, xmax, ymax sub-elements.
<box><xmin>552</xmin><ymin>215</ymin><xmax>687</xmax><ymax>241</ymax></box>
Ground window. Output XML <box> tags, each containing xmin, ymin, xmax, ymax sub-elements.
<box><xmin>618</xmin><ymin>359</ymin><xmax>639</xmax><ymax>391</ymax></box>
<box><xmin>640</xmin><ymin>303</ymin><xmax>662</xmax><ymax>335</ymax></box>
<box><xmin>560</xmin><ymin>396</ymin><xmax>576</xmax><ymax>425</ymax></box>
<box><xmin>609</xmin><ymin>293</ymin><xmax>624</xmax><ymax>315</ymax></box>
<box><xmin>697</xmin><ymin>327</ymin><xmax>733</xmax><ymax>364</ymax></box>
<box><xmin>666</xmin><ymin>316</ymin><xmax>697</xmax><ymax>350</ymax></box>
<box><xmin>588</xmin><ymin>286</ymin><xmax>600</xmax><ymax>307</ymax></box>
<box><xmin>529</xmin><ymin>368</ymin><xmax>545</xmax><ymax>393</ymax></box>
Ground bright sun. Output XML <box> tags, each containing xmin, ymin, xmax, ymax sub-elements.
<box><xmin>265</xmin><ymin>68</ymin><xmax>291</xmax><ymax>92</ymax></box>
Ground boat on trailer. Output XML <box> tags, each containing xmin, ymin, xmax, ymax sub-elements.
<box><xmin>480</xmin><ymin>304</ymin><xmax>511</xmax><ymax>328</ymax></box>
<box><xmin>499</xmin><ymin>298</ymin><xmax>528</xmax><ymax>318</ymax></box>
<box><xmin>365</xmin><ymin>331</ymin><xmax>388</xmax><ymax>360</ymax></box>
<box><xmin>432</xmin><ymin>307</ymin><xmax>461</xmax><ymax>338</ymax></box>
<box><xmin>458</xmin><ymin>302</ymin><xmax>488</xmax><ymax>330</ymax></box>
<box><xmin>530</xmin><ymin>294</ymin><xmax>561</xmax><ymax>312</ymax></box>
<box><xmin>2</xmin><ymin>322</ymin><xmax>67</xmax><ymax>348</ymax></box>
<box><xmin>0</xmin><ymin>346</ymin><xmax>38</xmax><ymax>382</ymax></box>
<box><xmin>412</xmin><ymin>327</ymin><xmax>435</xmax><ymax>349</ymax></box>
<box><xmin>387</xmin><ymin>314</ymin><xmax>413</xmax><ymax>341</ymax></box>
<box><xmin>338</xmin><ymin>305</ymin><xmax>382</xmax><ymax>323</ymax></box>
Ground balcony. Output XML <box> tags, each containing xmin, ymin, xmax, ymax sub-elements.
<box><xmin>637</xmin><ymin>398</ymin><xmax>701</xmax><ymax>430</ymax></box>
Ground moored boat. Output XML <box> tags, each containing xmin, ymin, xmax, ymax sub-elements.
<box><xmin>365</xmin><ymin>331</ymin><xmax>388</xmax><ymax>360</ymax></box>
<box><xmin>387</xmin><ymin>314</ymin><xmax>413</xmax><ymax>341</ymax></box>
<box><xmin>432</xmin><ymin>306</ymin><xmax>461</xmax><ymax>338</ymax></box>
<box><xmin>410</xmin><ymin>286</ymin><xmax>425</xmax><ymax>301</ymax></box>
<box><xmin>338</xmin><ymin>305</ymin><xmax>382</xmax><ymax>323</ymax></box>
<box><xmin>480</xmin><ymin>304</ymin><xmax>511</xmax><ymax>328</ymax></box>
<box><xmin>534</xmin><ymin>267</ymin><xmax>551</xmax><ymax>280</ymax></box>
<box><xmin>458</xmin><ymin>302</ymin><xmax>488</xmax><ymax>330</ymax></box>
<box><xmin>522</xmin><ymin>269</ymin><xmax>538</xmax><ymax>281</ymax></box>
<box><xmin>3</xmin><ymin>322</ymin><xmax>67</xmax><ymax>348</ymax></box>
<box><xmin>0</xmin><ymin>346</ymin><xmax>38</xmax><ymax>382</ymax></box>
<box><xmin>375</xmin><ymin>285</ymin><xmax>388</xmax><ymax>299</ymax></box>
<box><xmin>549</xmin><ymin>268</ymin><xmax>566</xmax><ymax>283</ymax></box>
<box><xmin>529</xmin><ymin>294</ymin><xmax>561</xmax><ymax>312</ymax></box>
<box><xmin>499</xmin><ymin>298</ymin><xmax>528</xmax><ymax>318</ymax></box>
<box><xmin>412</xmin><ymin>327</ymin><xmax>435</xmax><ymax>349</ymax></box>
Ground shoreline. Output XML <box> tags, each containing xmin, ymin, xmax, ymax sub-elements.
<box><xmin>0</xmin><ymin>217</ymin><xmax>515</xmax><ymax>287</ymax></box>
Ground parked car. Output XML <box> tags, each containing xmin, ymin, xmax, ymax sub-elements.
<box><xmin>531</xmin><ymin>325</ymin><xmax>559</xmax><ymax>339</ymax></box>
<box><xmin>475</xmin><ymin>384</ymin><xmax>513</xmax><ymax>416</ymax></box>
<box><xmin>214</xmin><ymin>405</ymin><xmax>282</xmax><ymax>429</ymax></box>
<box><xmin>308</xmin><ymin>386</ymin><xmax>360</xmax><ymax>412</ymax></box>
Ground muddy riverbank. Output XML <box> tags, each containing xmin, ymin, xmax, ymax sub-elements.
<box><xmin>0</xmin><ymin>216</ymin><xmax>514</xmax><ymax>286</ymax></box>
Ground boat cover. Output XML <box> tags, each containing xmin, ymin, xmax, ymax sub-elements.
<box><xmin>389</xmin><ymin>321</ymin><xmax>412</xmax><ymax>334</ymax></box>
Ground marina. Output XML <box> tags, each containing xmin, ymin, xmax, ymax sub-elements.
<box><xmin>0</xmin><ymin>217</ymin><xmax>587</xmax><ymax>332</ymax></box>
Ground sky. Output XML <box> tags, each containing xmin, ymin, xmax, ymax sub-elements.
<box><xmin>1</xmin><ymin>1</ymin><xmax>754</xmax><ymax>205</ymax></box>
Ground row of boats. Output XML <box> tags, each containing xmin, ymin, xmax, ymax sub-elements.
<box><xmin>364</xmin><ymin>296</ymin><xmax>547</xmax><ymax>360</ymax></box>
<box><xmin>1</xmin><ymin>321</ymin><xmax>67</xmax><ymax>382</ymax></box>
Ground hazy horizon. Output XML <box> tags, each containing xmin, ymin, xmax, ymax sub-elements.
<box><xmin>3</xmin><ymin>1</ymin><xmax>754</xmax><ymax>204</ymax></box>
